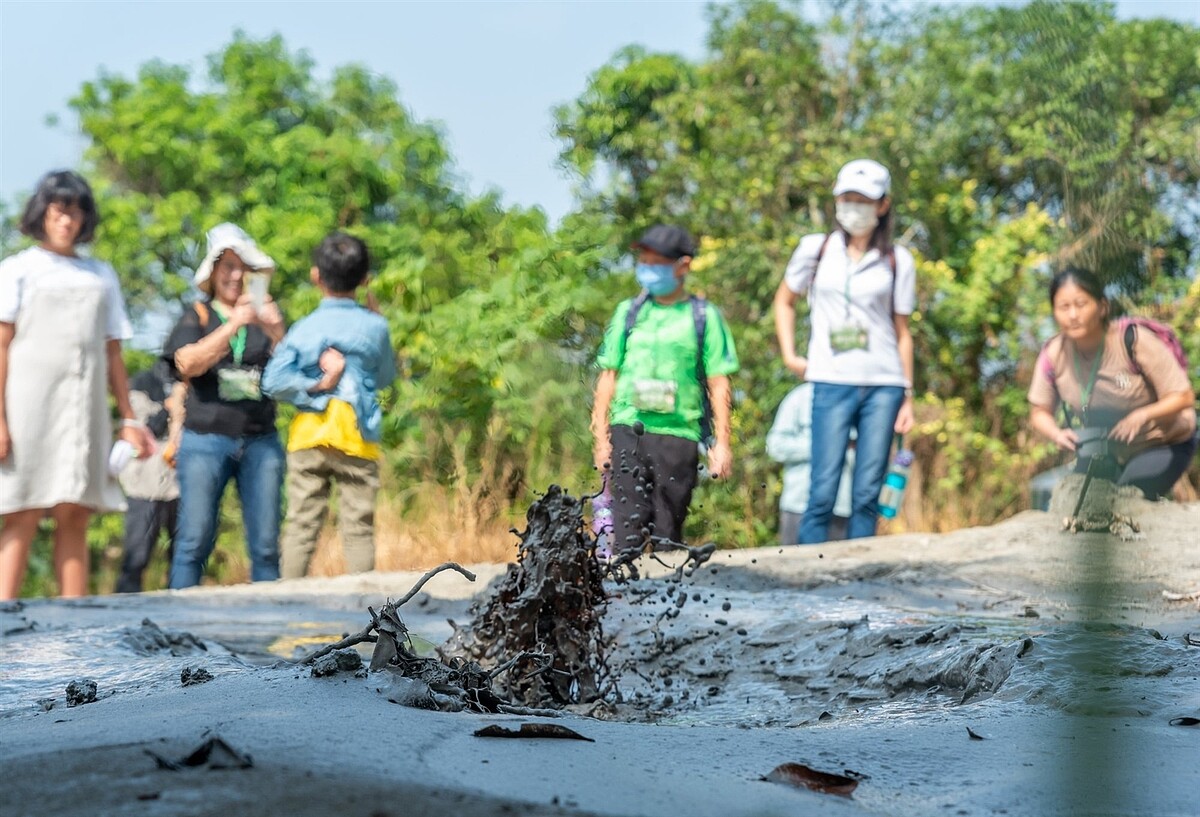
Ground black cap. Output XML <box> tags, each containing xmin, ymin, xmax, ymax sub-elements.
<box><xmin>633</xmin><ymin>224</ymin><xmax>697</xmax><ymax>260</ymax></box>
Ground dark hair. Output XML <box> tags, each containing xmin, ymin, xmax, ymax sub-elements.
<box><xmin>312</xmin><ymin>232</ymin><xmax>370</xmax><ymax>293</ymax></box>
<box><xmin>19</xmin><ymin>170</ymin><xmax>100</xmax><ymax>244</ymax></box>
<box><xmin>869</xmin><ymin>204</ymin><xmax>894</xmax><ymax>255</ymax></box>
<box><xmin>1049</xmin><ymin>267</ymin><xmax>1108</xmax><ymax>310</ymax></box>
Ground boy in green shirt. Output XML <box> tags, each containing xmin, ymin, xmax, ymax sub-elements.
<box><xmin>591</xmin><ymin>225</ymin><xmax>739</xmax><ymax>553</ymax></box>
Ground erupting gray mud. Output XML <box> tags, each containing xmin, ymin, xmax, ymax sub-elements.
<box><xmin>437</xmin><ymin>485</ymin><xmax>1187</xmax><ymax>727</ymax></box>
<box><xmin>447</xmin><ymin>486</ymin><xmax>612</xmax><ymax>707</ymax></box>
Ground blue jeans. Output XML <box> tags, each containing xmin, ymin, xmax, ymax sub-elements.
<box><xmin>169</xmin><ymin>430</ymin><xmax>284</xmax><ymax>588</ymax></box>
<box><xmin>800</xmin><ymin>383</ymin><xmax>905</xmax><ymax>543</ymax></box>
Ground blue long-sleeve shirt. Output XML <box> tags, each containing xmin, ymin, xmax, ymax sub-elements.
<box><xmin>262</xmin><ymin>298</ymin><xmax>396</xmax><ymax>442</ymax></box>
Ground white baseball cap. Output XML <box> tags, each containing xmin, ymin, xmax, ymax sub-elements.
<box><xmin>832</xmin><ymin>159</ymin><xmax>891</xmax><ymax>200</ymax></box>
<box><xmin>193</xmin><ymin>223</ymin><xmax>275</xmax><ymax>295</ymax></box>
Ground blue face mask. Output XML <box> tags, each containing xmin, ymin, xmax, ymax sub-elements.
<box><xmin>635</xmin><ymin>262</ymin><xmax>679</xmax><ymax>296</ymax></box>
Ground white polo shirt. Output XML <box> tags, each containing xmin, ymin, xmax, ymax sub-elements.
<box><xmin>783</xmin><ymin>231</ymin><xmax>915</xmax><ymax>387</ymax></box>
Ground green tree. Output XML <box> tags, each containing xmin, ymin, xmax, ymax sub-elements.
<box><xmin>555</xmin><ymin>0</ymin><xmax>1200</xmax><ymax>540</ymax></box>
<box><xmin>12</xmin><ymin>34</ymin><xmax>622</xmax><ymax>594</ymax></box>
<box><xmin>11</xmin><ymin>2</ymin><xmax>1199</xmax><ymax>594</ymax></box>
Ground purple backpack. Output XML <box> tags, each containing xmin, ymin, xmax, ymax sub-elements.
<box><xmin>1115</xmin><ymin>317</ymin><xmax>1189</xmax><ymax>377</ymax></box>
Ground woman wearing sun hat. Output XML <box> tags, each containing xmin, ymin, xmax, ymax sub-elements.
<box><xmin>162</xmin><ymin>223</ymin><xmax>287</xmax><ymax>588</ymax></box>
<box><xmin>773</xmin><ymin>159</ymin><xmax>917</xmax><ymax>543</ymax></box>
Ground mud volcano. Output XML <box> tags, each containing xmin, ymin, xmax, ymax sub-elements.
<box><xmin>448</xmin><ymin>485</ymin><xmax>613</xmax><ymax>707</ymax></box>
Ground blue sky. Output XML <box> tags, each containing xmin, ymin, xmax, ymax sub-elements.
<box><xmin>2</xmin><ymin>0</ymin><xmax>1198</xmax><ymax>224</ymax></box>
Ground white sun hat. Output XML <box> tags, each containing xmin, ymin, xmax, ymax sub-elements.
<box><xmin>193</xmin><ymin>223</ymin><xmax>275</xmax><ymax>295</ymax></box>
<box><xmin>832</xmin><ymin>159</ymin><xmax>891</xmax><ymax>200</ymax></box>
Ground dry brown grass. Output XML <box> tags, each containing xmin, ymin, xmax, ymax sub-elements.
<box><xmin>308</xmin><ymin>491</ymin><xmax>519</xmax><ymax>576</ymax></box>
<box><xmin>307</xmin><ymin>430</ymin><xmax>524</xmax><ymax>577</ymax></box>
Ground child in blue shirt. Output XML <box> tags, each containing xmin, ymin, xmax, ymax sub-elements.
<box><xmin>766</xmin><ymin>382</ymin><xmax>854</xmax><ymax>544</ymax></box>
<box><xmin>262</xmin><ymin>233</ymin><xmax>395</xmax><ymax>578</ymax></box>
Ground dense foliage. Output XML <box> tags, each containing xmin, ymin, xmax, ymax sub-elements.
<box><xmin>553</xmin><ymin>0</ymin><xmax>1200</xmax><ymax>543</ymax></box>
<box><xmin>3</xmin><ymin>2</ymin><xmax>1197</xmax><ymax>594</ymax></box>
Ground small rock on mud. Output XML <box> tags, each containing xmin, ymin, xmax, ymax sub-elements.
<box><xmin>311</xmin><ymin>648</ymin><xmax>363</xmax><ymax>678</ymax></box>
<box><xmin>180</xmin><ymin>667</ymin><xmax>214</xmax><ymax>686</ymax></box>
<box><xmin>65</xmin><ymin>679</ymin><xmax>98</xmax><ymax>707</ymax></box>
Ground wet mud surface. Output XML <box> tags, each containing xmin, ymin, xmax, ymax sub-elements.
<box><xmin>3</xmin><ymin>504</ymin><xmax>1199</xmax><ymax>730</ymax></box>
<box><xmin>1</xmin><ymin>494</ymin><xmax>1197</xmax><ymax>725</ymax></box>
<box><xmin>3</xmin><ymin>498</ymin><xmax>1200</xmax><ymax>817</ymax></box>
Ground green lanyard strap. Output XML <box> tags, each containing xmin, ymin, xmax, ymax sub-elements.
<box><xmin>843</xmin><ymin>258</ymin><xmax>854</xmax><ymax>319</ymax></box>
<box><xmin>212</xmin><ymin>307</ymin><xmax>248</xmax><ymax>366</ymax></box>
<box><xmin>1071</xmin><ymin>336</ymin><xmax>1105</xmax><ymax>424</ymax></box>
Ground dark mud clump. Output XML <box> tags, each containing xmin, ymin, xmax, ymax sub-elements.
<box><xmin>65</xmin><ymin>679</ymin><xmax>98</xmax><ymax>707</ymax></box>
<box><xmin>447</xmin><ymin>485</ymin><xmax>612</xmax><ymax>708</ymax></box>
<box><xmin>180</xmin><ymin>666</ymin><xmax>214</xmax><ymax>686</ymax></box>
<box><xmin>311</xmin><ymin>649</ymin><xmax>363</xmax><ymax>678</ymax></box>
<box><xmin>121</xmin><ymin>619</ymin><xmax>207</xmax><ymax>656</ymax></box>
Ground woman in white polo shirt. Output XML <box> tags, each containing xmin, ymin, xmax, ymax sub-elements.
<box><xmin>773</xmin><ymin>159</ymin><xmax>916</xmax><ymax>543</ymax></box>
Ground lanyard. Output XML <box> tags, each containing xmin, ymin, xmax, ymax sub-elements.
<box><xmin>841</xmin><ymin>245</ymin><xmax>874</xmax><ymax>319</ymax></box>
<box><xmin>843</xmin><ymin>256</ymin><xmax>854</xmax><ymax>319</ymax></box>
<box><xmin>211</xmin><ymin>305</ymin><xmax>247</xmax><ymax>366</ymax></box>
<box><xmin>1071</xmin><ymin>336</ymin><xmax>1104</xmax><ymax>423</ymax></box>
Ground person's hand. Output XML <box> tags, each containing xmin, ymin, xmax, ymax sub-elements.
<box><xmin>593</xmin><ymin>438</ymin><xmax>612</xmax><ymax>474</ymax></box>
<box><xmin>120</xmin><ymin>422</ymin><xmax>157</xmax><ymax>459</ymax></box>
<box><xmin>364</xmin><ymin>290</ymin><xmax>382</xmax><ymax>314</ymax></box>
<box><xmin>707</xmin><ymin>441</ymin><xmax>733</xmax><ymax>479</ymax></box>
<box><xmin>230</xmin><ymin>296</ymin><xmax>259</xmax><ymax>329</ymax></box>
<box><xmin>256</xmin><ymin>296</ymin><xmax>286</xmax><ymax>336</ymax></box>
<box><xmin>1051</xmin><ymin>426</ymin><xmax>1079</xmax><ymax>452</ymax></box>
<box><xmin>0</xmin><ymin>419</ymin><xmax>11</xmax><ymax>462</ymax></box>
<box><xmin>782</xmin><ymin>352</ymin><xmax>808</xmax><ymax>379</ymax></box>
<box><xmin>311</xmin><ymin>347</ymin><xmax>346</xmax><ymax>393</ymax></box>
<box><xmin>1109</xmin><ymin>408</ymin><xmax>1149</xmax><ymax>445</ymax></box>
<box><xmin>894</xmin><ymin>399</ymin><xmax>915</xmax><ymax>435</ymax></box>
<box><xmin>320</xmin><ymin>347</ymin><xmax>345</xmax><ymax>378</ymax></box>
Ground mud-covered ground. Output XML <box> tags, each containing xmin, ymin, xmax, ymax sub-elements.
<box><xmin>2</xmin><ymin>496</ymin><xmax>1199</xmax><ymax>817</ymax></box>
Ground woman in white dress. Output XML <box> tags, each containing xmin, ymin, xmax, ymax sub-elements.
<box><xmin>0</xmin><ymin>171</ymin><xmax>154</xmax><ymax>599</ymax></box>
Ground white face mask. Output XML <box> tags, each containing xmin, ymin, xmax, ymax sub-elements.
<box><xmin>835</xmin><ymin>201</ymin><xmax>880</xmax><ymax>237</ymax></box>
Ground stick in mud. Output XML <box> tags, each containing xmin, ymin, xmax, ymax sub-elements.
<box><xmin>296</xmin><ymin>562</ymin><xmax>476</xmax><ymax>665</ymax></box>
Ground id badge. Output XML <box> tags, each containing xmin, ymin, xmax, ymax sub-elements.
<box><xmin>632</xmin><ymin>379</ymin><xmax>678</xmax><ymax>413</ymax></box>
<box><xmin>218</xmin><ymin>367</ymin><xmax>263</xmax><ymax>401</ymax></box>
<box><xmin>829</xmin><ymin>323</ymin><xmax>869</xmax><ymax>353</ymax></box>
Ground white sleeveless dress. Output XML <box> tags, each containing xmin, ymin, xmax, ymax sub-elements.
<box><xmin>0</xmin><ymin>246</ymin><xmax>132</xmax><ymax>514</ymax></box>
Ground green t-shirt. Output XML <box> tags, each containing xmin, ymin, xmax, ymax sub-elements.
<box><xmin>596</xmin><ymin>296</ymin><xmax>739</xmax><ymax>441</ymax></box>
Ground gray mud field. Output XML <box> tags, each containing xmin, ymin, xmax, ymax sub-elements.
<box><xmin>2</xmin><ymin>496</ymin><xmax>1199</xmax><ymax>817</ymax></box>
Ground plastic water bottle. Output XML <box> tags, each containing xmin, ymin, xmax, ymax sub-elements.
<box><xmin>592</xmin><ymin>487</ymin><xmax>615</xmax><ymax>558</ymax></box>
<box><xmin>878</xmin><ymin>445</ymin><xmax>914</xmax><ymax>519</ymax></box>
<box><xmin>108</xmin><ymin>440</ymin><xmax>135</xmax><ymax>476</ymax></box>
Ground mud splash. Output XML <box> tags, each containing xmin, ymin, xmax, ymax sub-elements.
<box><xmin>447</xmin><ymin>485</ymin><xmax>612</xmax><ymax>707</ymax></box>
<box><xmin>439</xmin><ymin>485</ymin><xmax>1113</xmax><ymax>727</ymax></box>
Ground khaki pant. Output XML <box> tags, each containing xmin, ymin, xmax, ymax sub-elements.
<box><xmin>280</xmin><ymin>447</ymin><xmax>379</xmax><ymax>579</ymax></box>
